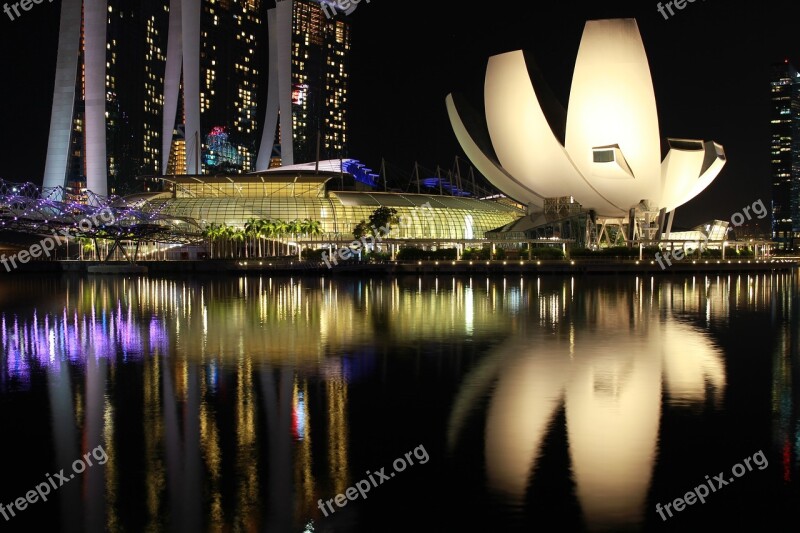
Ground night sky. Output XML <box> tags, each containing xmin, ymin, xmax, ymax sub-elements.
<box><xmin>1</xmin><ymin>0</ymin><xmax>798</xmax><ymax>228</ymax></box>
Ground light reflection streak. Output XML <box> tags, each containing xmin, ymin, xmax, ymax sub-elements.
<box><xmin>448</xmin><ymin>276</ymin><xmax>744</xmax><ymax>531</ymax></box>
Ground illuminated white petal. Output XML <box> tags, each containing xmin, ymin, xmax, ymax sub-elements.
<box><xmin>566</xmin><ymin>19</ymin><xmax>662</xmax><ymax>211</ymax></box>
<box><xmin>661</xmin><ymin>139</ymin><xmax>708</xmax><ymax>212</ymax></box>
<box><xmin>446</xmin><ymin>93</ymin><xmax>545</xmax><ymax>208</ymax></box>
<box><xmin>672</xmin><ymin>141</ymin><xmax>727</xmax><ymax>210</ymax></box>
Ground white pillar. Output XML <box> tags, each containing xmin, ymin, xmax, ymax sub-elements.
<box><xmin>162</xmin><ymin>0</ymin><xmax>183</xmax><ymax>174</ymax></box>
<box><xmin>181</xmin><ymin>0</ymin><xmax>201</xmax><ymax>174</ymax></box>
<box><xmin>84</xmin><ymin>0</ymin><xmax>109</xmax><ymax>196</ymax></box>
<box><xmin>43</xmin><ymin>0</ymin><xmax>83</xmax><ymax>197</ymax></box>
<box><xmin>256</xmin><ymin>8</ymin><xmax>280</xmax><ymax>171</ymax></box>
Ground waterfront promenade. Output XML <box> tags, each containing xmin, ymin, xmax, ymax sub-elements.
<box><xmin>0</xmin><ymin>257</ymin><xmax>789</xmax><ymax>275</ymax></box>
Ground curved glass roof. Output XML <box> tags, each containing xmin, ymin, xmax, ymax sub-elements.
<box><xmin>143</xmin><ymin>192</ymin><xmax>521</xmax><ymax>241</ymax></box>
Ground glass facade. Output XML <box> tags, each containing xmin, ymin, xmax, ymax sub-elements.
<box><xmin>272</xmin><ymin>0</ymin><xmax>350</xmax><ymax>165</ymax></box>
<box><xmin>51</xmin><ymin>0</ymin><xmax>351</xmax><ymax>197</ymax></box>
<box><xmin>292</xmin><ymin>0</ymin><xmax>350</xmax><ymax>163</ymax></box>
<box><xmin>59</xmin><ymin>0</ymin><xmax>171</xmax><ymax>196</ymax></box>
<box><xmin>770</xmin><ymin>61</ymin><xmax>800</xmax><ymax>249</ymax></box>
<box><xmin>144</xmin><ymin>177</ymin><xmax>521</xmax><ymax>241</ymax></box>
<box><xmin>105</xmin><ymin>0</ymin><xmax>170</xmax><ymax>194</ymax></box>
<box><xmin>200</xmin><ymin>0</ymin><xmax>262</xmax><ymax>173</ymax></box>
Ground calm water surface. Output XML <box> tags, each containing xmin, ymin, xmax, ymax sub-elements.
<box><xmin>0</xmin><ymin>273</ymin><xmax>798</xmax><ymax>532</ymax></box>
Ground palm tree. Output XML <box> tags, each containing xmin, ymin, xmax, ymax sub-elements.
<box><xmin>286</xmin><ymin>219</ymin><xmax>302</xmax><ymax>256</ymax></box>
<box><xmin>222</xmin><ymin>225</ymin><xmax>236</xmax><ymax>258</ymax></box>
<box><xmin>253</xmin><ymin>219</ymin><xmax>266</xmax><ymax>257</ymax></box>
<box><xmin>77</xmin><ymin>237</ymin><xmax>93</xmax><ymax>261</ymax></box>
<box><xmin>202</xmin><ymin>223</ymin><xmax>220</xmax><ymax>259</ymax></box>
<box><xmin>210</xmin><ymin>223</ymin><xmax>224</xmax><ymax>258</ymax></box>
<box><xmin>273</xmin><ymin>219</ymin><xmax>289</xmax><ymax>256</ymax></box>
<box><xmin>260</xmin><ymin>219</ymin><xmax>275</xmax><ymax>256</ymax></box>
<box><xmin>245</xmin><ymin>218</ymin><xmax>260</xmax><ymax>258</ymax></box>
<box><xmin>305</xmin><ymin>219</ymin><xmax>323</xmax><ymax>239</ymax></box>
<box><xmin>217</xmin><ymin>224</ymin><xmax>230</xmax><ymax>258</ymax></box>
<box><xmin>231</xmin><ymin>228</ymin><xmax>246</xmax><ymax>258</ymax></box>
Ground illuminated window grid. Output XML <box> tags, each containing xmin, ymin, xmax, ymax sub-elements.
<box><xmin>154</xmin><ymin>196</ymin><xmax>520</xmax><ymax>241</ymax></box>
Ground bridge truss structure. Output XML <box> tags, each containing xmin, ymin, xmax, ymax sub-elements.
<box><xmin>0</xmin><ymin>179</ymin><xmax>203</xmax><ymax>254</ymax></box>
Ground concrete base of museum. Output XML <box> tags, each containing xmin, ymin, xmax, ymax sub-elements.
<box><xmin>87</xmin><ymin>264</ymin><xmax>149</xmax><ymax>275</ymax></box>
<box><xmin>0</xmin><ymin>259</ymin><xmax>795</xmax><ymax>275</ymax></box>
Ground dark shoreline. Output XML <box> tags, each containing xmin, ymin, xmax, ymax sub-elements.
<box><xmin>0</xmin><ymin>258</ymin><xmax>794</xmax><ymax>276</ymax></box>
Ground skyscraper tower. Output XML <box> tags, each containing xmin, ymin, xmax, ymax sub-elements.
<box><xmin>44</xmin><ymin>0</ymin><xmax>351</xmax><ymax>197</ymax></box>
<box><xmin>770</xmin><ymin>60</ymin><xmax>800</xmax><ymax>250</ymax></box>
<box><xmin>256</xmin><ymin>0</ymin><xmax>350</xmax><ymax>169</ymax></box>
<box><xmin>43</xmin><ymin>0</ymin><xmax>171</xmax><ymax>198</ymax></box>
<box><xmin>162</xmin><ymin>0</ymin><xmax>264</xmax><ymax>176</ymax></box>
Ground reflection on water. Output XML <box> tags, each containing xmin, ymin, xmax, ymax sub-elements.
<box><xmin>449</xmin><ymin>286</ymin><xmax>726</xmax><ymax>531</ymax></box>
<box><xmin>0</xmin><ymin>274</ymin><xmax>798</xmax><ymax>532</ymax></box>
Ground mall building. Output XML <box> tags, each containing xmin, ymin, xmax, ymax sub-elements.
<box><xmin>131</xmin><ymin>160</ymin><xmax>523</xmax><ymax>244</ymax></box>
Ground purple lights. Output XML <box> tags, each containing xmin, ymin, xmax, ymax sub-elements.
<box><xmin>0</xmin><ymin>305</ymin><xmax>168</xmax><ymax>386</ymax></box>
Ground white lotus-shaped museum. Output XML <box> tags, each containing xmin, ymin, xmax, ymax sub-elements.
<box><xmin>446</xmin><ymin>18</ymin><xmax>725</xmax><ymax>218</ymax></box>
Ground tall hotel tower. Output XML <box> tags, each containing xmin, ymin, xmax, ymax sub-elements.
<box><xmin>42</xmin><ymin>0</ymin><xmax>350</xmax><ymax>198</ymax></box>
<box><xmin>255</xmin><ymin>0</ymin><xmax>351</xmax><ymax>169</ymax></box>
<box><xmin>770</xmin><ymin>60</ymin><xmax>800</xmax><ymax>250</ymax></box>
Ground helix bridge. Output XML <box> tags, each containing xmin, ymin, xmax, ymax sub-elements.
<box><xmin>0</xmin><ymin>179</ymin><xmax>204</xmax><ymax>248</ymax></box>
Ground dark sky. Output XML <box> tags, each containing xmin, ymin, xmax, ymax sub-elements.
<box><xmin>1</xmin><ymin>1</ymin><xmax>798</xmax><ymax>228</ymax></box>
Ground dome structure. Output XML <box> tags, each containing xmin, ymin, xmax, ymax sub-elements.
<box><xmin>446</xmin><ymin>18</ymin><xmax>726</xmax><ymax>218</ymax></box>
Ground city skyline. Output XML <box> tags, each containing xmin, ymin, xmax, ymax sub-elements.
<box><xmin>2</xmin><ymin>2</ymin><xmax>800</xmax><ymax>227</ymax></box>
<box><xmin>769</xmin><ymin>60</ymin><xmax>798</xmax><ymax>249</ymax></box>
<box><xmin>33</xmin><ymin>0</ymin><xmax>350</xmax><ymax>198</ymax></box>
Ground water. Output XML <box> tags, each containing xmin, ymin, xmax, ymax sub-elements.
<box><xmin>0</xmin><ymin>273</ymin><xmax>798</xmax><ymax>532</ymax></box>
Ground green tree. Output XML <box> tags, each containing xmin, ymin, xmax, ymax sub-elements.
<box><xmin>273</xmin><ymin>220</ymin><xmax>289</xmax><ymax>255</ymax></box>
<box><xmin>202</xmin><ymin>223</ymin><xmax>219</xmax><ymax>258</ymax></box>
<box><xmin>353</xmin><ymin>220</ymin><xmax>370</xmax><ymax>241</ymax></box>
<box><xmin>304</xmin><ymin>219</ymin><xmax>323</xmax><ymax>239</ymax></box>
<box><xmin>231</xmin><ymin>228</ymin><xmax>245</xmax><ymax>258</ymax></box>
<box><xmin>245</xmin><ymin>218</ymin><xmax>260</xmax><ymax>258</ymax></box>
<box><xmin>368</xmin><ymin>207</ymin><xmax>399</xmax><ymax>237</ymax></box>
